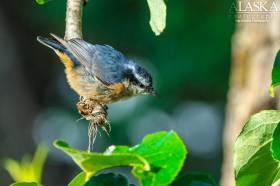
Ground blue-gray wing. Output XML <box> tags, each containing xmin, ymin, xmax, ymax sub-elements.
<box><xmin>67</xmin><ymin>39</ymin><xmax>130</xmax><ymax>85</ymax></box>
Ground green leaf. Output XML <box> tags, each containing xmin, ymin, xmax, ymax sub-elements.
<box><xmin>55</xmin><ymin>131</ymin><xmax>187</xmax><ymax>186</ymax></box>
<box><xmin>68</xmin><ymin>172</ymin><xmax>87</xmax><ymax>186</ymax></box>
<box><xmin>234</xmin><ymin>110</ymin><xmax>280</xmax><ymax>186</ymax></box>
<box><xmin>31</xmin><ymin>145</ymin><xmax>48</xmax><ymax>183</ymax></box>
<box><xmin>4</xmin><ymin>144</ymin><xmax>48</xmax><ymax>183</ymax></box>
<box><xmin>10</xmin><ymin>182</ymin><xmax>41</xmax><ymax>186</ymax></box>
<box><xmin>271</xmin><ymin>123</ymin><xmax>280</xmax><ymax>184</ymax></box>
<box><xmin>171</xmin><ymin>172</ymin><xmax>217</xmax><ymax>186</ymax></box>
<box><xmin>147</xmin><ymin>0</ymin><xmax>166</xmax><ymax>36</ymax></box>
<box><xmin>69</xmin><ymin>172</ymin><xmax>134</xmax><ymax>186</ymax></box>
<box><xmin>35</xmin><ymin>0</ymin><xmax>50</xmax><ymax>5</ymax></box>
<box><xmin>112</xmin><ymin>131</ymin><xmax>187</xmax><ymax>186</ymax></box>
<box><xmin>54</xmin><ymin>140</ymin><xmax>149</xmax><ymax>179</ymax></box>
<box><xmin>85</xmin><ymin>173</ymin><xmax>133</xmax><ymax>186</ymax></box>
<box><xmin>272</xmin><ymin>123</ymin><xmax>280</xmax><ymax>160</ymax></box>
<box><xmin>269</xmin><ymin>51</ymin><xmax>280</xmax><ymax>97</ymax></box>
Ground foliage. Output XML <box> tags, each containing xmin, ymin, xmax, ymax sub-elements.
<box><xmin>171</xmin><ymin>172</ymin><xmax>217</xmax><ymax>186</ymax></box>
<box><xmin>10</xmin><ymin>182</ymin><xmax>42</xmax><ymax>186</ymax></box>
<box><xmin>69</xmin><ymin>172</ymin><xmax>135</xmax><ymax>186</ymax></box>
<box><xmin>147</xmin><ymin>0</ymin><xmax>166</xmax><ymax>36</ymax></box>
<box><xmin>84</xmin><ymin>173</ymin><xmax>134</xmax><ymax>186</ymax></box>
<box><xmin>9</xmin><ymin>182</ymin><xmax>42</xmax><ymax>186</ymax></box>
<box><xmin>35</xmin><ymin>0</ymin><xmax>166</xmax><ymax>36</ymax></box>
<box><xmin>35</xmin><ymin>0</ymin><xmax>49</xmax><ymax>5</ymax></box>
<box><xmin>70</xmin><ymin>171</ymin><xmax>217</xmax><ymax>186</ymax></box>
<box><xmin>8</xmin><ymin>132</ymin><xmax>216</xmax><ymax>186</ymax></box>
<box><xmin>233</xmin><ymin>49</ymin><xmax>280</xmax><ymax>185</ymax></box>
<box><xmin>269</xmin><ymin>50</ymin><xmax>280</xmax><ymax>97</ymax></box>
<box><xmin>233</xmin><ymin>111</ymin><xmax>280</xmax><ymax>186</ymax></box>
<box><xmin>272</xmin><ymin>123</ymin><xmax>280</xmax><ymax>160</ymax></box>
<box><xmin>270</xmin><ymin>124</ymin><xmax>280</xmax><ymax>183</ymax></box>
<box><xmin>54</xmin><ymin>131</ymin><xmax>187</xmax><ymax>186</ymax></box>
<box><xmin>4</xmin><ymin>145</ymin><xmax>48</xmax><ymax>184</ymax></box>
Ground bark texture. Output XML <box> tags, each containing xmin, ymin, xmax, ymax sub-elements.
<box><xmin>65</xmin><ymin>0</ymin><xmax>83</xmax><ymax>40</ymax></box>
<box><xmin>221</xmin><ymin>13</ymin><xmax>280</xmax><ymax>186</ymax></box>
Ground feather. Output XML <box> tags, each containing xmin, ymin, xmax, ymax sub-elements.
<box><xmin>66</xmin><ymin>39</ymin><xmax>131</xmax><ymax>85</ymax></box>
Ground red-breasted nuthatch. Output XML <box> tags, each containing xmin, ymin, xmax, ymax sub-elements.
<box><xmin>37</xmin><ymin>34</ymin><xmax>156</xmax><ymax>104</ymax></box>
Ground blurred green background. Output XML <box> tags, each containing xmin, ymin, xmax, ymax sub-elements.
<box><xmin>0</xmin><ymin>0</ymin><xmax>234</xmax><ymax>185</ymax></box>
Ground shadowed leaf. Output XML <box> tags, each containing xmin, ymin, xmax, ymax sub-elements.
<box><xmin>269</xmin><ymin>51</ymin><xmax>280</xmax><ymax>97</ymax></box>
<box><xmin>69</xmin><ymin>172</ymin><xmax>134</xmax><ymax>186</ymax></box>
<box><xmin>272</xmin><ymin>123</ymin><xmax>280</xmax><ymax>160</ymax></box>
<box><xmin>171</xmin><ymin>172</ymin><xmax>217</xmax><ymax>186</ymax></box>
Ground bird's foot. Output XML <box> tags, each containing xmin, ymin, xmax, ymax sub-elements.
<box><xmin>76</xmin><ymin>96</ymin><xmax>108</xmax><ymax>121</ymax></box>
<box><xmin>76</xmin><ymin>96</ymin><xmax>110</xmax><ymax>151</ymax></box>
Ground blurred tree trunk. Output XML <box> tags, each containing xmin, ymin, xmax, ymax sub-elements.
<box><xmin>0</xmin><ymin>4</ymin><xmax>39</xmax><ymax>185</ymax></box>
<box><xmin>220</xmin><ymin>12</ymin><xmax>280</xmax><ymax>186</ymax></box>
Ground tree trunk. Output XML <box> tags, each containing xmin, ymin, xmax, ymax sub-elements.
<box><xmin>221</xmin><ymin>11</ymin><xmax>280</xmax><ymax>186</ymax></box>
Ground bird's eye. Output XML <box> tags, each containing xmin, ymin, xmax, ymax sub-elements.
<box><xmin>139</xmin><ymin>84</ymin><xmax>145</xmax><ymax>88</ymax></box>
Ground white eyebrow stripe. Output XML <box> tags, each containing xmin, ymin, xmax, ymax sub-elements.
<box><xmin>126</xmin><ymin>61</ymin><xmax>150</xmax><ymax>86</ymax></box>
<box><xmin>134</xmin><ymin>71</ymin><xmax>149</xmax><ymax>86</ymax></box>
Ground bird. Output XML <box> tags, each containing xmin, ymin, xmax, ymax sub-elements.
<box><xmin>37</xmin><ymin>33</ymin><xmax>156</xmax><ymax>105</ymax></box>
<box><xmin>37</xmin><ymin>34</ymin><xmax>156</xmax><ymax>151</ymax></box>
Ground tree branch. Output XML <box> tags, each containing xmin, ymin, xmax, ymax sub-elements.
<box><xmin>65</xmin><ymin>0</ymin><xmax>83</xmax><ymax>40</ymax></box>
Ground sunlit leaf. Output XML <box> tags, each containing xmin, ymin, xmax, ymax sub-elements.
<box><xmin>55</xmin><ymin>131</ymin><xmax>187</xmax><ymax>186</ymax></box>
<box><xmin>147</xmin><ymin>0</ymin><xmax>166</xmax><ymax>36</ymax></box>
<box><xmin>4</xmin><ymin>159</ymin><xmax>22</xmax><ymax>182</ymax></box>
<box><xmin>35</xmin><ymin>0</ymin><xmax>50</xmax><ymax>5</ymax></box>
<box><xmin>234</xmin><ymin>110</ymin><xmax>280</xmax><ymax>186</ymax></box>
<box><xmin>68</xmin><ymin>172</ymin><xmax>86</xmax><ymax>186</ymax></box>
<box><xmin>10</xmin><ymin>182</ymin><xmax>41</xmax><ymax>186</ymax></box>
<box><xmin>4</xmin><ymin>144</ymin><xmax>48</xmax><ymax>183</ymax></box>
<box><xmin>54</xmin><ymin>140</ymin><xmax>149</xmax><ymax>178</ymax></box>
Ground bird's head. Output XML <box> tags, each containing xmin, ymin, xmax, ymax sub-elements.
<box><xmin>126</xmin><ymin>62</ymin><xmax>156</xmax><ymax>96</ymax></box>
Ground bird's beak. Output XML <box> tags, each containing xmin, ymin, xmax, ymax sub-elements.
<box><xmin>149</xmin><ymin>89</ymin><xmax>158</xmax><ymax>97</ymax></box>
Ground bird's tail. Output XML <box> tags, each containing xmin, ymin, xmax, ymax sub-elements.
<box><xmin>37</xmin><ymin>33</ymin><xmax>67</xmax><ymax>52</ymax></box>
<box><xmin>37</xmin><ymin>34</ymin><xmax>79</xmax><ymax>68</ymax></box>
